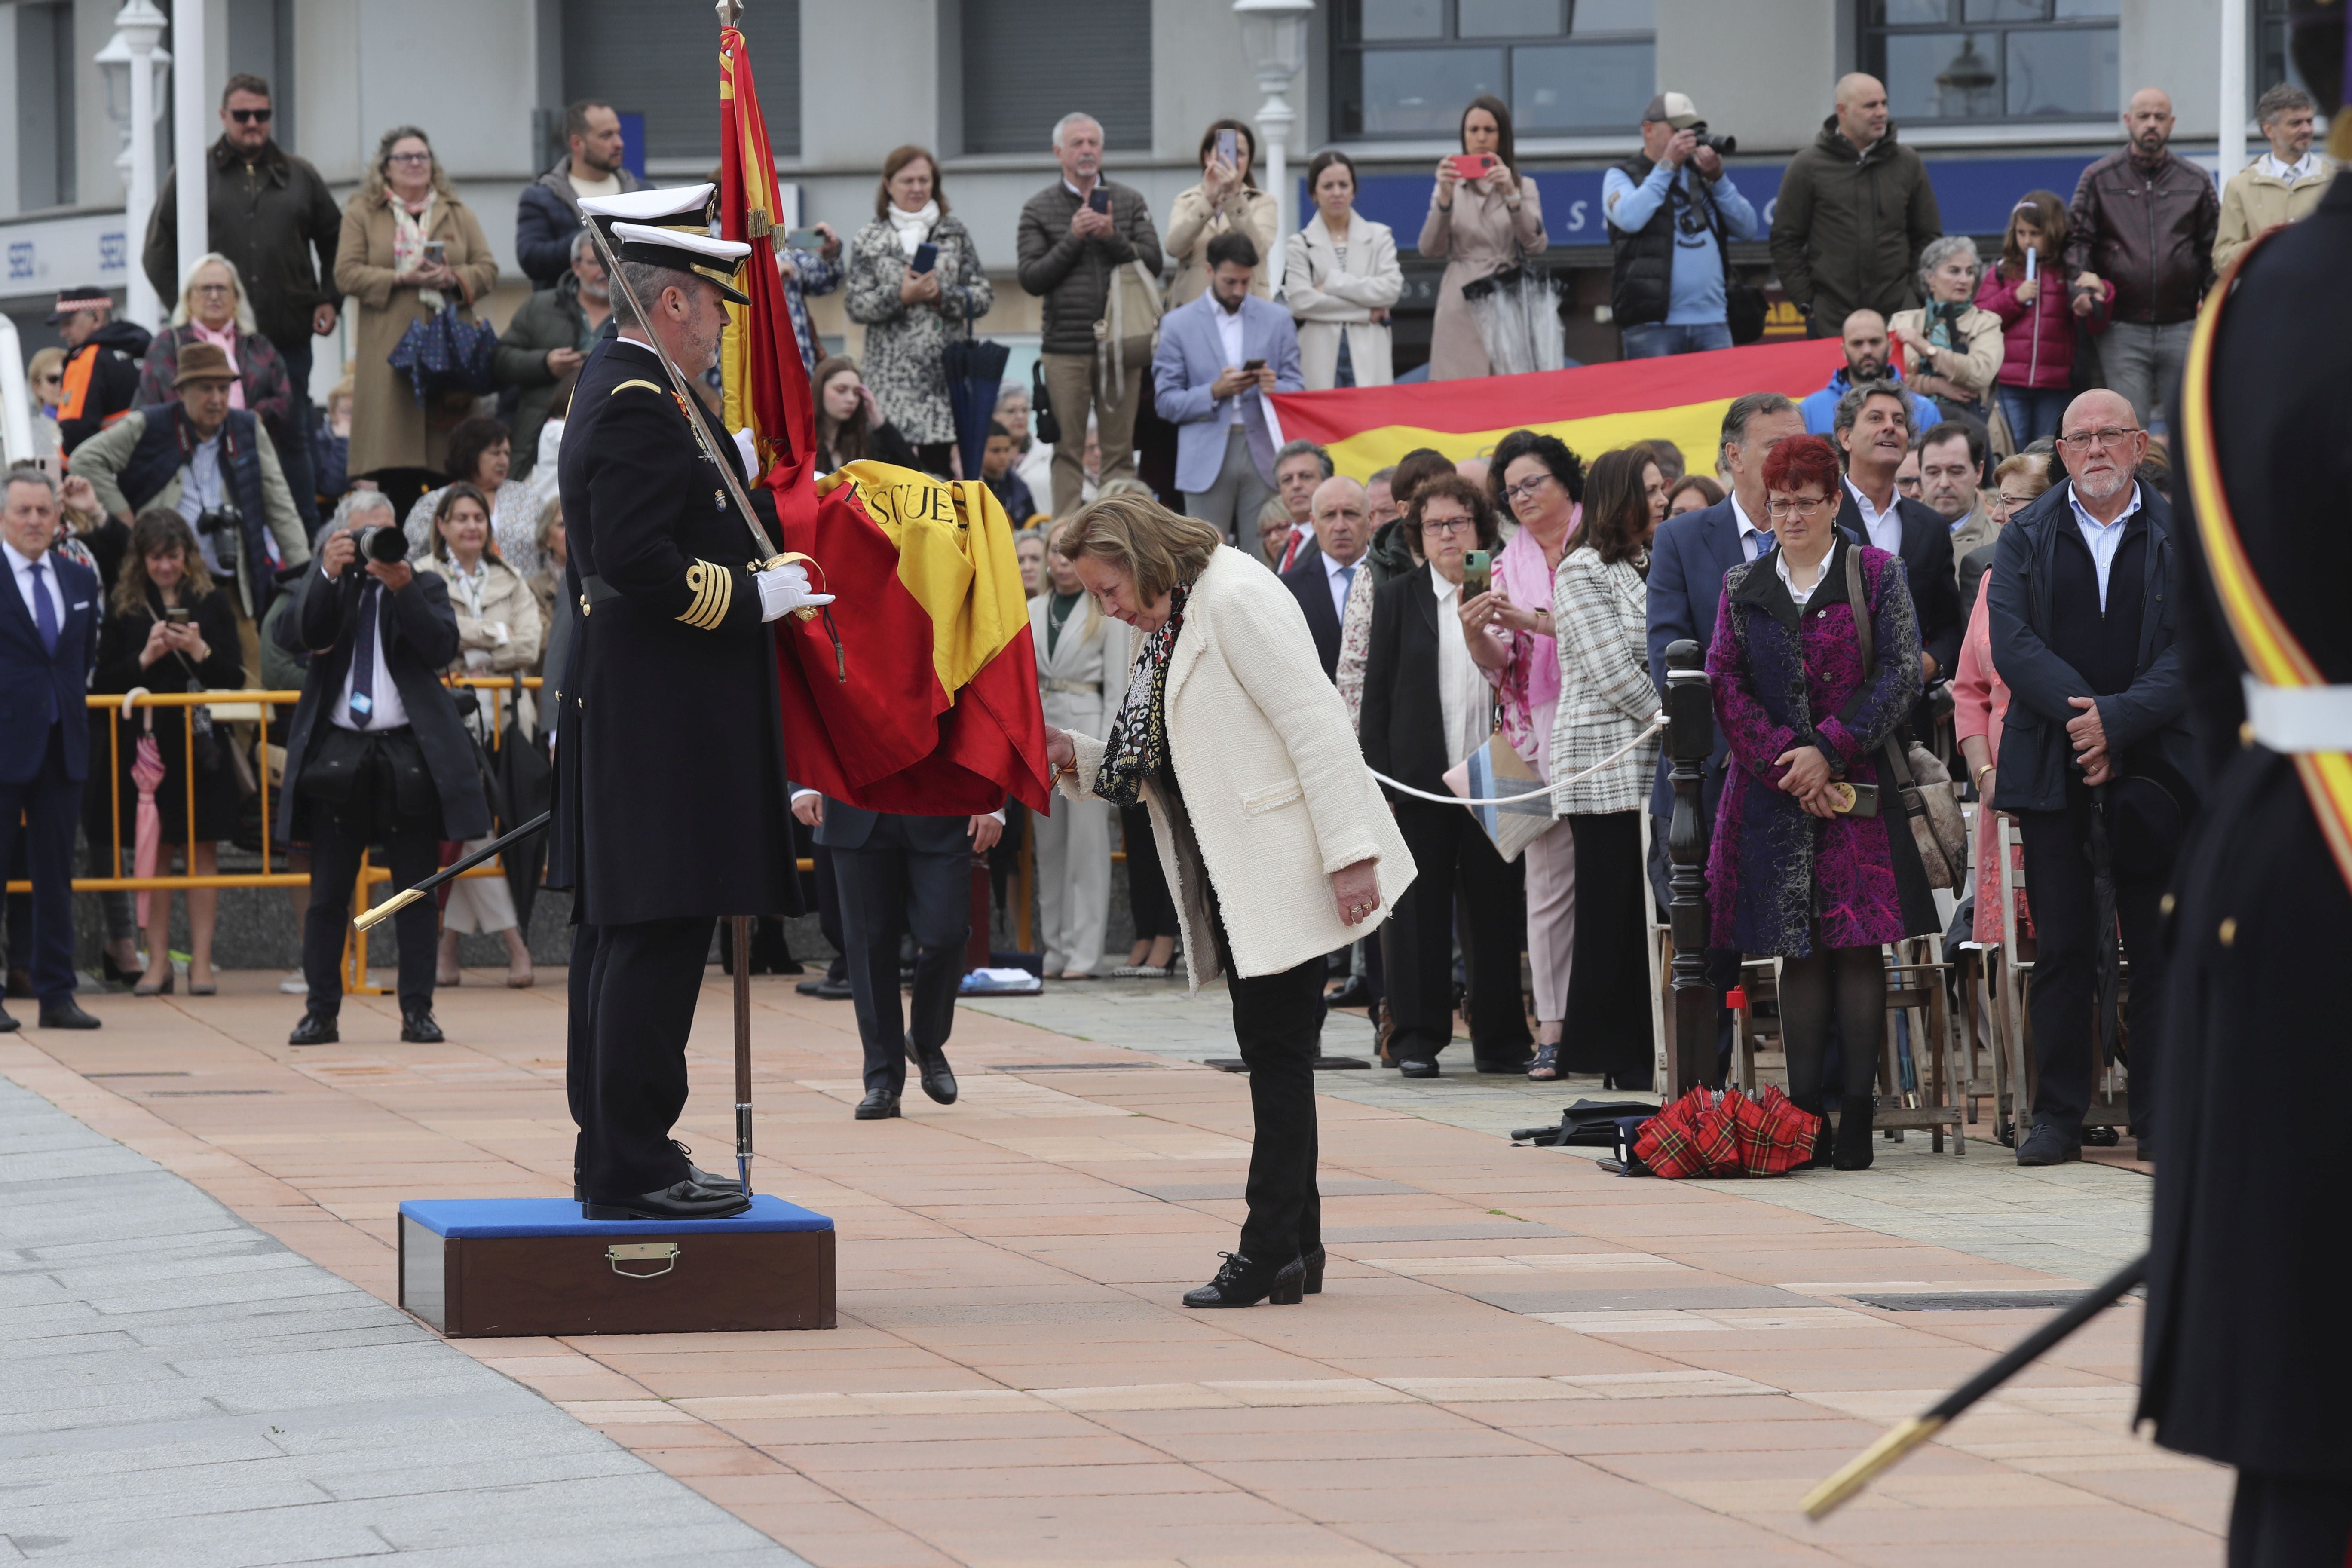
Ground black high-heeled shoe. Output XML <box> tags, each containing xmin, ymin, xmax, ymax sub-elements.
<box><xmin>1182</xmin><ymin>1252</ymin><xmax>1306</xmax><ymax>1308</ymax></box>
<box><xmin>1302</xmin><ymin>1246</ymin><xmax>1326</xmax><ymax>1295</ymax></box>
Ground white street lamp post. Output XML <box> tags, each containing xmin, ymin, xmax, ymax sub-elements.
<box><xmin>96</xmin><ymin>0</ymin><xmax>171</xmax><ymax>329</ymax></box>
<box><xmin>1234</xmin><ymin>0</ymin><xmax>1313</xmax><ymax>296</ymax></box>
<box><xmin>2218</xmin><ymin>0</ymin><xmax>2247</xmax><ymax>182</ymax></box>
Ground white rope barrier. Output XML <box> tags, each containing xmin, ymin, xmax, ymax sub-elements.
<box><xmin>1367</xmin><ymin>715</ymin><xmax>1667</xmax><ymax>808</ymax></box>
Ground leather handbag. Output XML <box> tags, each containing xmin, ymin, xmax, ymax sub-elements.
<box><xmin>1842</xmin><ymin>545</ymin><xmax>1967</xmax><ymax>888</ymax></box>
<box><xmin>1093</xmin><ymin>257</ymin><xmax>1164</xmax><ymax>411</ymax></box>
<box><xmin>1030</xmin><ymin>357</ymin><xmax>1060</xmax><ymax>446</ymax></box>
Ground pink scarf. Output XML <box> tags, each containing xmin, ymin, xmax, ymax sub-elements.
<box><xmin>1486</xmin><ymin>508</ymin><xmax>1577</xmax><ymax>776</ymax></box>
<box><xmin>191</xmin><ymin>322</ymin><xmax>245</xmax><ymax>410</ymax></box>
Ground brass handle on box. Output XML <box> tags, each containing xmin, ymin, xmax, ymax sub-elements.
<box><xmin>605</xmin><ymin>1242</ymin><xmax>680</xmax><ymax>1279</ymax></box>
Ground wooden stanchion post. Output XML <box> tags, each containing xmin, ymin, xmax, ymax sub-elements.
<box><xmin>1663</xmin><ymin>639</ymin><xmax>1716</xmax><ymax>1098</ymax></box>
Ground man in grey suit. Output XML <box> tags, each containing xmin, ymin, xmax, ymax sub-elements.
<box><xmin>793</xmin><ymin>790</ymin><xmax>1003</xmax><ymax>1120</ymax></box>
<box><xmin>1152</xmin><ymin>231</ymin><xmax>1304</xmax><ymax>544</ymax></box>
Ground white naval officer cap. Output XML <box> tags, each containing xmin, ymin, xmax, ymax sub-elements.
<box><xmin>577</xmin><ymin>183</ymin><xmax>720</xmax><ymax>235</ymax></box>
<box><xmin>607</xmin><ymin>221</ymin><xmax>753</xmax><ymax>306</ymax></box>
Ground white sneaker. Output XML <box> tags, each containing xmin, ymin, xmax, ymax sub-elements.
<box><xmin>278</xmin><ymin>971</ymin><xmax>309</xmax><ymax>995</ymax></box>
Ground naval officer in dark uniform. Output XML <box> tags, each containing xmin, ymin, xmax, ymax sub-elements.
<box><xmin>2138</xmin><ymin>9</ymin><xmax>2352</xmax><ymax>1559</ymax></box>
<box><xmin>550</xmin><ymin>210</ymin><xmax>831</xmax><ymax>1222</ymax></box>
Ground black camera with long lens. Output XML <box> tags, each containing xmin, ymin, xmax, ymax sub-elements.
<box><xmin>1687</xmin><ymin>121</ymin><xmax>1737</xmax><ymax>156</ymax></box>
<box><xmin>355</xmin><ymin>524</ymin><xmax>409</xmax><ymax>567</ymax></box>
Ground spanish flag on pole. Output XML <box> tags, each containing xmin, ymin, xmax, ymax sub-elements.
<box><xmin>1268</xmin><ymin>337</ymin><xmax>1845</xmax><ymax>479</ymax></box>
<box><xmin>718</xmin><ymin>22</ymin><xmax>1049</xmax><ymax>815</ymax></box>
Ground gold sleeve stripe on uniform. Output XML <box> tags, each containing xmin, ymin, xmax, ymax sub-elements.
<box><xmin>610</xmin><ymin>379</ymin><xmax>665</xmax><ymax>397</ymax></box>
<box><xmin>678</xmin><ymin>560</ymin><xmax>732</xmax><ymax>630</ymax></box>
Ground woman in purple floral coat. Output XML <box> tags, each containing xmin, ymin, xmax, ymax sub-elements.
<box><xmin>1704</xmin><ymin>435</ymin><xmax>1938</xmax><ymax>1170</ymax></box>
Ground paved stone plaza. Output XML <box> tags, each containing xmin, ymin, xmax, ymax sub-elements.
<box><xmin>2</xmin><ymin>971</ymin><xmax>2218</xmax><ymax>1566</ymax></box>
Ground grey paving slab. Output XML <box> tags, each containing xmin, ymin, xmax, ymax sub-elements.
<box><xmin>0</xmin><ymin>1072</ymin><xmax>814</xmax><ymax>1568</ymax></box>
<box><xmin>963</xmin><ymin>978</ymin><xmax>2153</xmax><ymax>1283</ymax></box>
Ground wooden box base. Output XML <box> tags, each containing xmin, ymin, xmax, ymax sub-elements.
<box><xmin>398</xmin><ymin>1196</ymin><xmax>836</xmax><ymax>1338</ymax></box>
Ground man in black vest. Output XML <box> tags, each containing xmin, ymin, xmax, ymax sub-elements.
<box><xmin>1986</xmin><ymin>389</ymin><xmax>2193</xmax><ymax>1167</ymax></box>
<box><xmin>1605</xmin><ymin>92</ymin><xmax>1760</xmax><ymax>359</ymax></box>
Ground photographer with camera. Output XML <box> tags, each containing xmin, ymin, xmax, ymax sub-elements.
<box><xmin>1605</xmin><ymin>93</ymin><xmax>1758</xmax><ymax>360</ymax></box>
<box><xmin>272</xmin><ymin>489</ymin><xmax>488</xmax><ymax>1047</ymax></box>
<box><xmin>67</xmin><ymin>341</ymin><xmax>309</xmax><ymax>680</ymax></box>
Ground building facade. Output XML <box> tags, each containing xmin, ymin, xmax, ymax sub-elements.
<box><xmin>0</xmin><ymin>0</ymin><xmax>2313</xmax><ymax>392</ymax></box>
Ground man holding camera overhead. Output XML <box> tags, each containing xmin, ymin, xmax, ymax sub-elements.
<box><xmin>1605</xmin><ymin>92</ymin><xmax>1759</xmax><ymax>360</ymax></box>
<box><xmin>67</xmin><ymin>340</ymin><xmax>309</xmax><ymax>676</ymax></box>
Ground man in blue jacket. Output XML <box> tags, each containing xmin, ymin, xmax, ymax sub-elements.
<box><xmin>1987</xmin><ymin>389</ymin><xmax>2194</xmax><ymax>1167</ymax></box>
<box><xmin>1153</xmin><ymin>232</ymin><xmax>1303</xmax><ymax>544</ymax></box>
<box><xmin>1799</xmin><ymin>309</ymin><xmax>1941</xmax><ymax>435</ymax></box>
<box><xmin>1</xmin><ymin>471</ymin><xmax>102</xmax><ymax>1031</ymax></box>
<box><xmin>516</xmin><ymin>101</ymin><xmax>640</xmax><ymax>290</ymax></box>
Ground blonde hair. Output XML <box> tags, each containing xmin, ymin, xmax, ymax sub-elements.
<box><xmin>169</xmin><ymin>252</ymin><xmax>257</xmax><ymax>334</ymax></box>
<box><xmin>1062</xmin><ymin>493</ymin><xmax>1221</xmax><ymax>606</ymax></box>
<box><xmin>1993</xmin><ymin>451</ymin><xmax>2053</xmax><ymax>498</ymax></box>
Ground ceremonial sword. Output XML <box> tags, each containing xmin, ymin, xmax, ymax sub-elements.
<box><xmin>352</xmin><ymin>812</ymin><xmax>549</xmax><ymax>932</ymax></box>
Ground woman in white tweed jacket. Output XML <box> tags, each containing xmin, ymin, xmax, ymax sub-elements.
<box><xmin>1550</xmin><ymin>448</ymin><xmax>1666</xmax><ymax>1087</ymax></box>
<box><xmin>1043</xmin><ymin>495</ymin><xmax>1414</xmax><ymax>1311</ymax></box>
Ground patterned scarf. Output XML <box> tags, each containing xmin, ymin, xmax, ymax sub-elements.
<box><xmin>391</xmin><ymin>196</ymin><xmax>444</xmax><ymax>311</ymax></box>
<box><xmin>1092</xmin><ymin>581</ymin><xmax>1191</xmax><ymax>808</ymax></box>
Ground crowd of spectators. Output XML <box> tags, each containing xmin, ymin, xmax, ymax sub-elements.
<box><xmin>3</xmin><ymin>61</ymin><xmax>2330</xmax><ymax>1176</ymax></box>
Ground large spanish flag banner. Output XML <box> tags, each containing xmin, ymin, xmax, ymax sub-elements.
<box><xmin>718</xmin><ymin>25</ymin><xmax>1048</xmax><ymax>815</ymax></box>
<box><xmin>1268</xmin><ymin>337</ymin><xmax>1846</xmax><ymax>479</ymax></box>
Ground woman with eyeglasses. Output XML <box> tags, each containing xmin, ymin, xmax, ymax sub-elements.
<box><xmin>333</xmin><ymin>126</ymin><xmax>499</xmax><ymax>476</ymax></box>
<box><xmin>1549</xmin><ymin>448</ymin><xmax>1666</xmax><ymax>1089</ymax></box>
<box><xmin>1707</xmin><ymin>434</ymin><xmax>1936</xmax><ymax>1170</ymax></box>
<box><xmin>25</xmin><ymin>347</ymin><xmax>66</xmax><ymax>461</ymax></box>
<box><xmin>136</xmin><ymin>254</ymin><xmax>294</xmax><ymax>456</ymax></box>
<box><xmin>1360</xmin><ymin>475</ymin><xmax>1533</xmax><ymax>1078</ymax></box>
<box><xmin>1463</xmin><ymin>431</ymin><xmax>1582</xmax><ymax>1077</ymax></box>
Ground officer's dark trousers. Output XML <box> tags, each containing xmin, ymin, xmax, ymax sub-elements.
<box><xmin>568</xmin><ymin>916</ymin><xmax>713</xmax><ymax>1199</ymax></box>
<box><xmin>2020</xmin><ymin>784</ymin><xmax>2168</xmax><ymax>1137</ymax></box>
<box><xmin>1382</xmin><ymin>797</ymin><xmax>1526</xmax><ymax>1066</ymax></box>
<box><xmin>1210</xmin><ymin>896</ymin><xmax>1324</xmax><ymax>1268</ymax></box>
<box><xmin>0</xmin><ymin>725</ymin><xmax>80</xmax><ymax>1005</ymax></box>
<box><xmin>833</xmin><ymin>820</ymin><xmax>968</xmax><ymax>1098</ymax></box>
<box><xmin>2227</xmin><ymin>1472</ymin><xmax>2352</xmax><ymax>1568</ymax></box>
<box><xmin>302</xmin><ymin>787</ymin><xmax>440</xmax><ymax>1016</ymax></box>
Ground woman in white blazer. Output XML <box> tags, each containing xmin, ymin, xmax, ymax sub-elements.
<box><xmin>1549</xmin><ymin>449</ymin><xmax>1666</xmax><ymax>1089</ymax></box>
<box><xmin>1030</xmin><ymin>524</ymin><xmax>1133</xmax><ymax>979</ymax></box>
<box><xmin>1044</xmin><ymin>494</ymin><xmax>1415</xmax><ymax>1310</ymax></box>
<box><xmin>1286</xmin><ymin>151</ymin><xmax>1404</xmax><ymax>390</ymax></box>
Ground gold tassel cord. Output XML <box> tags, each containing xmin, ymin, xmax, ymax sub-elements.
<box><xmin>1800</xmin><ymin>1415</ymin><xmax>1946</xmax><ymax>1520</ymax></box>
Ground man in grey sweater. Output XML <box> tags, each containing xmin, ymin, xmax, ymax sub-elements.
<box><xmin>1016</xmin><ymin>112</ymin><xmax>1164</xmax><ymax>518</ymax></box>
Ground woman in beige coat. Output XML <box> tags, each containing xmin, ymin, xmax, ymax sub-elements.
<box><xmin>1418</xmin><ymin>95</ymin><xmax>1547</xmax><ymax>381</ymax></box>
<box><xmin>1164</xmin><ymin>119</ymin><xmax>1280</xmax><ymax>309</ymax></box>
<box><xmin>334</xmin><ymin>126</ymin><xmax>499</xmax><ymax>475</ymax></box>
<box><xmin>1286</xmin><ymin>150</ymin><xmax>1403</xmax><ymax>390</ymax></box>
<box><xmin>1888</xmin><ymin>235</ymin><xmax>2002</xmax><ymax>422</ymax></box>
<box><xmin>1029</xmin><ymin>523</ymin><xmax>1133</xmax><ymax>979</ymax></box>
<box><xmin>1044</xmin><ymin>494</ymin><xmax>1412</xmax><ymax>1310</ymax></box>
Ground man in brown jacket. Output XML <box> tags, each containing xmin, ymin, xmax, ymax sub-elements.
<box><xmin>1016</xmin><ymin>112</ymin><xmax>1163</xmax><ymax>518</ymax></box>
<box><xmin>1767</xmin><ymin>73</ymin><xmax>1942</xmax><ymax>337</ymax></box>
<box><xmin>2065</xmin><ymin>87</ymin><xmax>2219</xmax><ymax>438</ymax></box>
<box><xmin>142</xmin><ymin>73</ymin><xmax>341</xmax><ymax>529</ymax></box>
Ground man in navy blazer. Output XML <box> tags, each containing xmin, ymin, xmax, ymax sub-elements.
<box><xmin>1830</xmin><ymin>381</ymin><xmax>1964</xmax><ymax>685</ymax></box>
<box><xmin>1281</xmin><ymin>476</ymin><xmax>1372</xmax><ymax>680</ymax></box>
<box><xmin>0</xmin><ymin>471</ymin><xmax>101</xmax><ymax>1031</ymax></box>
<box><xmin>794</xmin><ymin>789</ymin><xmax>1004</xmax><ymax>1120</ymax></box>
<box><xmin>1153</xmin><ymin>231</ymin><xmax>1302</xmax><ymax>544</ymax></box>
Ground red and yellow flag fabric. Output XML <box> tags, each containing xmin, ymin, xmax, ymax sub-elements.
<box><xmin>1268</xmin><ymin>337</ymin><xmax>1845</xmax><ymax>480</ymax></box>
<box><xmin>718</xmin><ymin>25</ymin><xmax>1047</xmax><ymax>815</ymax></box>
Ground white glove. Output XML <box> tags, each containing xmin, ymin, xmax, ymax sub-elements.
<box><xmin>755</xmin><ymin>561</ymin><xmax>836</xmax><ymax>622</ymax></box>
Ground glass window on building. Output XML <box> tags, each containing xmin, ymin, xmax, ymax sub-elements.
<box><xmin>963</xmin><ymin>0</ymin><xmax>1152</xmax><ymax>155</ymax></box>
<box><xmin>1334</xmin><ymin>0</ymin><xmax>1655</xmax><ymax>139</ymax></box>
<box><xmin>1864</xmin><ymin>0</ymin><xmax>2119</xmax><ymax>125</ymax></box>
<box><xmin>2253</xmin><ymin>0</ymin><xmax>2315</xmax><ymax>108</ymax></box>
<box><xmin>564</xmin><ymin>0</ymin><xmax>800</xmax><ymax>160</ymax></box>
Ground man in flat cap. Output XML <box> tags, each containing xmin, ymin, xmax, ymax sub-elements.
<box><xmin>551</xmin><ymin>205</ymin><xmax>831</xmax><ymax>1221</ymax></box>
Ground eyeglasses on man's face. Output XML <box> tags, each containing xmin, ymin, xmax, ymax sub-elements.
<box><xmin>2057</xmin><ymin>427</ymin><xmax>2141</xmax><ymax>453</ymax></box>
<box><xmin>1764</xmin><ymin>494</ymin><xmax>1831</xmax><ymax>519</ymax></box>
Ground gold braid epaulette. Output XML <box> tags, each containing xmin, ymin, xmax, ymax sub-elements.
<box><xmin>679</xmin><ymin>560</ymin><xmax>733</xmax><ymax>630</ymax></box>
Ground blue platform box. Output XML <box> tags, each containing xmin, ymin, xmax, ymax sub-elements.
<box><xmin>398</xmin><ymin>1196</ymin><xmax>835</xmax><ymax>1338</ymax></box>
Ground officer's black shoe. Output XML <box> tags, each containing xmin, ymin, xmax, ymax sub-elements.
<box><xmin>2016</xmin><ymin>1122</ymin><xmax>2082</xmax><ymax>1166</ymax></box>
<box><xmin>583</xmin><ymin>1177</ymin><xmax>752</xmax><ymax>1222</ymax></box>
<box><xmin>1396</xmin><ymin>1058</ymin><xmax>1441</xmax><ymax>1079</ymax></box>
<box><xmin>906</xmin><ymin>1035</ymin><xmax>958</xmax><ymax>1104</ymax></box>
<box><xmin>671</xmin><ymin>1139</ymin><xmax>736</xmax><ymax>1189</ymax></box>
<box><xmin>854</xmin><ymin>1088</ymin><xmax>901</xmax><ymax>1120</ymax></box>
<box><xmin>288</xmin><ymin>1011</ymin><xmax>339</xmax><ymax>1046</ymax></box>
<box><xmin>1182</xmin><ymin>1252</ymin><xmax>1306</xmax><ymax>1308</ymax></box>
<box><xmin>37</xmin><ymin>1000</ymin><xmax>100</xmax><ymax>1030</ymax></box>
<box><xmin>400</xmin><ymin>1008</ymin><xmax>444</xmax><ymax>1044</ymax></box>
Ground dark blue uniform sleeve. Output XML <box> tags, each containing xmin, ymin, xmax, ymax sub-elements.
<box><xmin>584</xmin><ymin>383</ymin><xmax>765</xmax><ymax>636</ymax></box>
